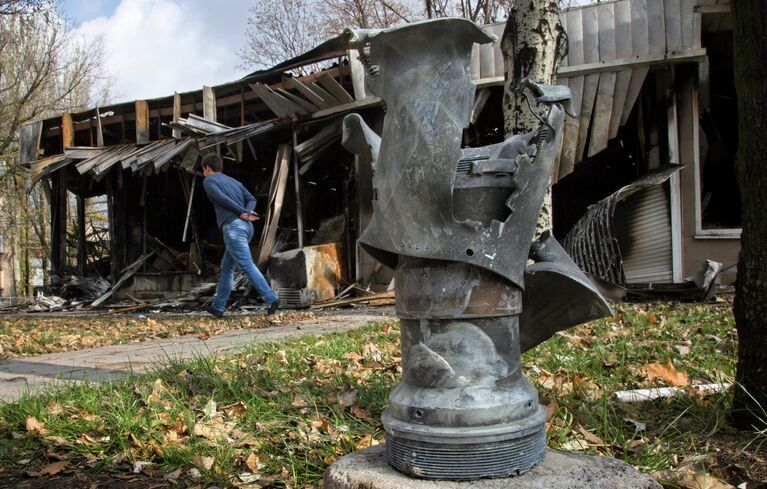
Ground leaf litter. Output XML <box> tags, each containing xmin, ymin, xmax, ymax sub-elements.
<box><xmin>0</xmin><ymin>311</ymin><xmax>317</xmax><ymax>358</ymax></box>
<box><xmin>0</xmin><ymin>304</ymin><xmax>763</xmax><ymax>488</ymax></box>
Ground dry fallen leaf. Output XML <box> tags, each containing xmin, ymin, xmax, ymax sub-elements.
<box><xmin>536</xmin><ymin>370</ymin><xmax>573</xmax><ymax>395</ymax></box>
<box><xmin>686</xmin><ymin>472</ymin><xmax>735</xmax><ymax>489</ymax></box>
<box><xmin>343</xmin><ymin>352</ymin><xmax>363</xmax><ymax>362</ymax></box>
<box><xmin>203</xmin><ymin>399</ymin><xmax>218</xmax><ymax>419</ymax></box>
<box><xmin>25</xmin><ymin>416</ymin><xmax>47</xmax><ymax>436</ymax></box>
<box><xmin>544</xmin><ymin>400</ymin><xmax>559</xmax><ymax>422</ymax></box>
<box><xmin>557</xmin><ymin>331</ymin><xmax>590</xmax><ymax>349</ymax></box>
<box><xmin>191</xmin><ymin>454</ymin><xmax>215</xmax><ymax>471</ymax></box>
<box><xmin>128</xmin><ymin>432</ymin><xmax>142</xmax><ymax>448</ymax></box>
<box><xmin>558</xmin><ymin>438</ymin><xmax>588</xmax><ymax>451</ymax></box>
<box><xmin>221</xmin><ymin>401</ymin><xmax>247</xmax><ymax>418</ymax></box>
<box><xmin>644</xmin><ymin>361</ymin><xmax>689</xmax><ymax>387</ymax></box>
<box><xmin>132</xmin><ymin>461</ymin><xmax>152</xmax><ymax>474</ymax></box>
<box><xmin>232</xmin><ymin>430</ymin><xmax>261</xmax><ymax>448</ymax></box>
<box><xmin>625</xmin><ymin>438</ymin><xmax>646</xmax><ymax>455</ymax></box>
<box><xmin>656</xmin><ymin>465</ymin><xmax>736</xmax><ymax>489</ymax></box>
<box><xmin>188</xmin><ymin>467</ymin><xmax>202</xmax><ymax>480</ymax></box>
<box><xmin>362</xmin><ymin>343</ymin><xmax>383</xmax><ymax>362</ymax></box>
<box><xmin>162</xmin><ymin>429</ymin><xmax>182</xmax><ymax>444</ymax></box>
<box><xmin>238</xmin><ymin>472</ymin><xmax>262</xmax><ymax>485</ymax></box>
<box><xmin>349</xmin><ymin>404</ymin><xmax>373</xmax><ymax>421</ymax></box>
<box><xmin>275</xmin><ymin>350</ymin><xmax>288</xmax><ymax>365</ymax></box>
<box><xmin>164</xmin><ymin>468</ymin><xmax>184</xmax><ymax>483</ymax></box>
<box><xmin>75</xmin><ymin>433</ymin><xmax>98</xmax><ymax>446</ymax></box>
<box><xmin>29</xmin><ymin>461</ymin><xmax>68</xmax><ymax>477</ymax></box>
<box><xmin>43</xmin><ymin>435</ymin><xmax>71</xmax><ymax>447</ymax></box>
<box><xmin>291</xmin><ymin>395</ymin><xmax>309</xmax><ymax>409</ymax></box>
<box><xmin>146</xmin><ymin>379</ymin><xmax>169</xmax><ymax>405</ymax></box>
<box><xmin>245</xmin><ymin>452</ymin><xmax>260</xmax><ymax>473</ymax></box>
<box><xmin>76</xmin><ymin>411</ymin><xmax>102</xmax><ymax>423</ymax></box>
<box><xmin>339</xmin><ymin>385</ymin><xmax>357</xmax><ymax>408</ymax></box>
<box><xmin>47</xmin><ymin>402</ymin><xmax>65</xmax><ymax>416</ymax></box>
<box><xmin>577</xmin><ymin>426</ymin><xmax>606</xmax><ymax>447</ymax></box>
<box><xmin>193</xmin><ymin>419</ymin><xmax>236</xmax><ymax>442</ymax></box>
<box><xmin>354</xmin><ymin>434</ymin><xmax>379</xmax><ymax>450</ymax></box>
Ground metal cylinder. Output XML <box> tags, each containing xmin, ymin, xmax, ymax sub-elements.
<box><xmin>382</xmin><ymin>257</ymin><xmax>546</xmax><ymax>480</ymax></box>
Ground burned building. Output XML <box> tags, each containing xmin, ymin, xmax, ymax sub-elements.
<box><xmin>17</xmin><ymin>0</ymin><xmax>738</xmax><ymax>308</ymax></box>
<box><xmin>477</xmin><ymin>0</ymin><xmax>739</xmax><ymax>295</ymax></box>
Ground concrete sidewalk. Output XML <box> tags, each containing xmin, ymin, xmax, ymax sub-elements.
<box><xmin>0</xmin><ymin>312</ymin><xmax>394</xmax><ymax>402</ymax></box>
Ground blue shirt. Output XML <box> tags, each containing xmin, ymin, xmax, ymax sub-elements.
<box><xmin>202</xmin><ymin>173</ymin><xmax>257</xmax><ymax>230</ymax></box>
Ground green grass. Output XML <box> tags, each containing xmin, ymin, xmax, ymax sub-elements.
<box><xmin>0</xmin><ymin>302</ymin><xmax>762</xmax><ymax>488</ymax></box>
<box><xmin>0</xmin><ymin>321</ymin><xmax>400</xmax><ymax>487</ymax></box>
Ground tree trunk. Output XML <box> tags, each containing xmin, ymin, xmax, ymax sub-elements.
<box><xmin>732</xmin><ymin>0</ymin><xmax>767</xmax><ymax>429</ymax></box>
<box><xmin>23</xmin><ymin>220</ymin><xmax>30</xmax><ymax>296</ymax></box>
<box><xmin>501</xmin><ymin>0</ymin><xmax>566</xmax><ymax>237</ymax></box>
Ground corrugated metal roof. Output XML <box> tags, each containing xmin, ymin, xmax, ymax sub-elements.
<box><xmin>66</xmin><ymin>138</ymin><xmax>197</xmax><ymax>181</ymax></box>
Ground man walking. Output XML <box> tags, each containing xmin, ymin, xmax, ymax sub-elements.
<box><xmin>200</xmin><ymin>153</ymin><xmax>280</xmax><ymax>317</ymax></box>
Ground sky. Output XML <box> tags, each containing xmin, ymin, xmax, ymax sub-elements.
<box><xmin>59</xmin><ymin>0</ymin><xmax>599</xmax><ymax>105</ymax></box>
<box><xmin>61</xmin><ymin>0</ymin><xmax>255</xmax><ymax>103</ymax></box>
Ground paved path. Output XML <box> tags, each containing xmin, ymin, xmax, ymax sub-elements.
<box><xmin>0</xmin><ymin>312</ymin><xmax>394</xmax><ymax>402</ymax></box>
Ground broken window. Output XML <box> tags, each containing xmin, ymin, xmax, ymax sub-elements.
<box><xmin>698</xmin><ymin>29</ymin><xmax>741</xmax><ymax>232</ymax></box>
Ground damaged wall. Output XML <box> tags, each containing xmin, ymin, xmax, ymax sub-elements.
<box><xmin>676</xmin><ymin>65</ymin><xmax>740</xmax><ymax>281</ymax></box>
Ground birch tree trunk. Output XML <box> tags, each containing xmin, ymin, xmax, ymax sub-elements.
<box><xmin>731</xmin><ymin>0</ymin><xmax>767</xmax><ymax>430</ymax></box>
<box><xmin>501</xmin><ymin>0</ymin><xmax>566</xmax><ymax>237</ymax></box>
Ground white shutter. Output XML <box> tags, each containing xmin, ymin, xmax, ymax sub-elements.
<box><xmin>614</xmin><ymin>184</ymin><xmax>673</xmax><ymax>284</ymax></box>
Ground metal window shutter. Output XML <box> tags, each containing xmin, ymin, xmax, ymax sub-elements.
<box><xmin>613</xmin><ymin>184</ymin><xmax>673</xmax><ymax>284</ymax></box>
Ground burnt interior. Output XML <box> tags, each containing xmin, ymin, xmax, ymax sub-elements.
<box><xmin>39</xmin><ymin>63</ymin><xmax>382</xmax><ymax>299</ymax></box>
<box><xmin>699</xmin><ymin>28</ymin><xmax>740</xmax><ymax>230</ymax></box>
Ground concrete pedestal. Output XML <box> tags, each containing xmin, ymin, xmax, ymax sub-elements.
<box><xmin>324</xmin><ymin>445</ymin><xmax>662</xmax><ymax>489</ymax></box>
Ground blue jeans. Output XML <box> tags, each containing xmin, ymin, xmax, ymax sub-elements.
<box><xmin>211</xmin><ymin>219</ymin><xmax>278</xmax><ymax>312</ymax></box>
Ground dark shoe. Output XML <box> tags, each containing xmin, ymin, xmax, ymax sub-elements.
<box><xmin>203</xmin><ymin>305</ymin><xmax>224</xmax><ymax>318</ymax></box>
<box><xmin>267</xmin><ymin>299</ymin><xmax>281</xmax><ymax>316</ymax></box>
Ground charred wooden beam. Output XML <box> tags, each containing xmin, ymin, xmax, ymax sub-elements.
<box><xmin>135</xmin><ymin>100</ymin><xmax>150</xmax><ymax>144</ymax></box>
<box><xmin>77</xmin><ymin>194</ymin><xmax>86</xmax><ymax>275</ymax></box>
<box><xmin>292</xmin><ymin>129</ymin><xmax>304</xmax><ymax>248</ymax></box>
<box><xmin>256</xmin><ymin>144</ymin><xmax>291</xmax><ymax>268</ymax></box>
<box><xmin>317</xmin><ymin>72</ymin><xmax>355</xmax><ymax>104</ymax></box>
<box><xmin>61</xmin><ymin>113</ymin><xmax>74</xmax><ymax>151</ymax></box>
<box><xmin>96</xmin><ymin>107</ymin><xmax>104</xmax><ymax>147</ymax></box>
<box><xmin>203</xmin><ymin>86</ymin><xmax>217</xmax><ymax>122</ymax></box>
<box><xmin>50</xmin><ymin>170</ymin><xmax>68</xmax><ymax>276</ymax></box>
<box><xmin>172</xmin><ymin>93</ymin><xmax>182</xmax><ymax>139</ymax></box>
<box><xmin>106</xmin><ymin>174</ymin><xmax>118</xmax><ymax>284</ymax></box>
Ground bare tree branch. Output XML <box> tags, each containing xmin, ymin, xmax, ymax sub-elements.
<box><xmin>239</xmin><ymin>0</ymin><xmax>417</xmax><ymax>72</ymax></box>
<box><xmin>0</xmin><ymin>2</ymin><xmax>106</xmax><ymax>293</ymax></box>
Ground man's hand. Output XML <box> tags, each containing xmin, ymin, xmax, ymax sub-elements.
<box><xmin>239</xmin><ymin>211</ymin><xmax>260</xmax><ymax>222</ymax></box>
